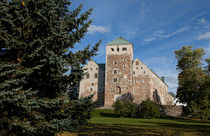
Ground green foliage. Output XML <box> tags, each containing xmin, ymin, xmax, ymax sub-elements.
<box><xmin>137</xmin><ymin>100</ymin><xmax>160</xmax><ymax>118</ymax></box>
<box><xmin>113</xmin><ymin>100</ymin><xmax>137</xmax><ymax>118</ymax></box>
<box><xmin>175</xmin><ymin>46</ymin><xmax>210</xmax><ymax>119</ymax></box>
<box><xmin>0</xmin><ymin>0</ymin><xmax>100</xmax><ymax>135</ymax></box>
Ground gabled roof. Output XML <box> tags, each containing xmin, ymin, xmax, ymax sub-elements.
<box><xmin>107</xmin><ymin>37</ymin><xmax>131</xmax><ymax>45</ymax></box>
<box><xmin>134</xmin><ymin>58</ymin><xmax>168</xmax><ymax>87</ymax></box>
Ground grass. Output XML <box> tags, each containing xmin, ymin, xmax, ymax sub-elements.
<box><xmin>63</xmin><ymin>109</ymin><xmax>210</xmax><ymax>136</ymax></box>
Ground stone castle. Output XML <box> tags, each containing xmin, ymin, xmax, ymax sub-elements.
<box><xmin>79</xmin><ymin>37</ymin><xmax>174</xmax><ymax>107</ymax></box>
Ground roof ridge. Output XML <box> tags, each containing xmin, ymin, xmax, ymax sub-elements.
<box><xmin>107</xmin><ymin>37</ymin><xmax>131</xmax><ymax>45</ymax></box>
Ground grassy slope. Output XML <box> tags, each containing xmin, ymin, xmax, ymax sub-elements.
<box><xmin>65</xmin><ymin>109</ymin><xmax>210</xmax><ymax>136</ymax></box>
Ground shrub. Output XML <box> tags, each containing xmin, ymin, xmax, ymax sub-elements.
<box><xmin>137</xmin><ymin>100</ymin><xmax>160</xmax><ymax>118</ymax></box>
<box><xmin>113</xmin><ymin>100</ymin><xmax>137</xmax><ymax>118</ymax></box>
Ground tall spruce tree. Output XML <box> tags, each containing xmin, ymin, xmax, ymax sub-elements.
<box><xmin>0</xmin><ymin>0</ymin><xmax>100</xmax><ymax>135</ymax></box>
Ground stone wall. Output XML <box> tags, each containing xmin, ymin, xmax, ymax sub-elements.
<box><xmin>105</xmin><ymin>44</ymin><xmax>133</xmax><ymax>107</ymax></box>
<box><xmin>160</xmin><ymin>106</ymin><xmax>183</xmax><ymax>117</ymax></box>
<box><xmin>79</xmin><ymin>60</ymin><xmax>99</xmax><ymax>101</ymax></box>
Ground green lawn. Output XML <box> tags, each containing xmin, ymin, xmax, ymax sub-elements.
<box><xmin>64</xmin><ymin>109</ymin><xmax>210</xmax><ymax>136</ymax></box>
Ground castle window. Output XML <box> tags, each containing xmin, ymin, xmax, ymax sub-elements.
<box><xmin>94</xmin><ymin>73</ymin><xmax>98</xmax><ymax>78</ymax></box>
<box><xmin>133</xmin><ymin>71</ymin><xmax>135</xmax><ymax>75</ymax></box>
<box><xmin>111</xmin><ymin>48</ymin><xmax>114</xmax><ymax>51</ymax></box>
<box><xmin>96</xmin><ymin>68</ymin><xmax>97</xmax><ymax>70</ymax></box>
<box><xmin>113</xmin><ymin>70</ymin><xmax>117</xmax><ymax>74</ymax></box>
<box><xmin>113</xmin><ymin>61</ymin><xmax>117</xmax><ymax>65</ymax></box>
<box><xmin>90</xmin><ymin>88</ymin><xmax>93</xmax><ymax>91</ymax></box>
<box><xmin>91</xmin><ymin>83</ymin><xmax>94</xmax><ymax>86</ymax></box>
<box><xmin>113</xmin><ymin>78</ymin><xmax>117</xmax><ymax>82</ymax></box>
<box><xmin>122</xmin><ymin>47</ymin><xmax>127</xmax><ymax>51</ymax></box>
<box><xmin>90</xmin><ymin>68</ymin><xmax>92</xmax><ymax>70</ymax></box>
<box><xmin>144</xmin><ymin>71</ymin><xmax>146</xmax><ymax>74</ymax></box>
<box><xmin>86</xmin><ymin>73</ymin><xmax>89</xmax><ymax>78</ymax></box>
<box><xmin>117</xmin><ymin>48</ymin><xmax>119</xmax><ymax>51</ymax></box>
<box><xmin>136</xmin><ymin>67</ymin><xmax>138</xmax><ymax>69</ymax></box>
<box><xmin>136</xmin><ymin>61</ymin><xmax>139</xmax><ymax>65</ymax></box>
<box><xmin>123</xmin><ymin>58</ymin><xmax>126</xmax><ymax>62</ymax></box>
<box><xmin>141</xmin><ymin>67</ymin><xmax>143</xmax><ymax>69</ymax></box>
<box><xmin>123</xmin><ymin>65</ymin><xmax>126</xmax><ymax>69</ymax></box>
<box><xmin>116</xmin><ymin>86</ymin><xmax>121</xmax><ymax>94</ymax></box>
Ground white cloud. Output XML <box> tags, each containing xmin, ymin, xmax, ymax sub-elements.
<box><xmin>156</xmin><ymin>27</ymin><xmax>189</xmax><ymax>38</ymax></box>
<box><xmin>142</xmin><ymin>27</ymin><xmax>189</xmax><ymax>44</ymax></box>
<box><xmin>87</xmin><ymin>25</ymin><xmax>110</xmax><ymax>34</ymax></box>
<box><xmin>143</xmin><ymin>37</ymin><xmax>155</xmax><ymax>42</ymax></box>
<box><xmin>198</xmin><ymin>31</ymin><xmax>210</xmax><ymax>40</ymax></box>
<box><xmin>199</xmin><ymin>17</ymin><xmax>208</xmax><ymax>24</ymax></box>
<box><xmin>202</xmin><ymin>44</ymin><xmax>210</xmax><ymax>58</ymax></box>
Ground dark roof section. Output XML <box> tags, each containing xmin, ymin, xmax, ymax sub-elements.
<box><xmin>98</xmin><ymin>63</ymin><xmax>106</xmax><ymax>71</ymax></box>
<box><xmin>107</xmin><ymin>37</ymin><xmax>131</xmax><ymax>45</ymax></box>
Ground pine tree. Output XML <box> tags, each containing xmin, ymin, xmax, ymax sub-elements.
<box><xmin>0</xmin><ymin>0</ymin><xmax>100</xmax><ymax>135</ymax></box>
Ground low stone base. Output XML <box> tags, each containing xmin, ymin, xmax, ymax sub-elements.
<box><xmin>160</xmin><ymin>105</ymin><xmax>183</xmax><ymax>117</ymax></box>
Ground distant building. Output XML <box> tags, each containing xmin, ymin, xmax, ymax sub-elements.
<box><xmin>79</xmin><ymin>37</ymin><xmax>174</xmax><ymax>107</ymax></box>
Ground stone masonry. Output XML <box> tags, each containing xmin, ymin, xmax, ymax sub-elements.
<box><xmin>79</xmin><ymin>37</ymin><xmax>174</xmax><ymax>107</ymax></box>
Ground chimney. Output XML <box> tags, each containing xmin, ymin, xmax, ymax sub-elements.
<box><xmin>161</xmin><ymin>77</ymin><xmax>165</xmax><ymax>82</ymax></box>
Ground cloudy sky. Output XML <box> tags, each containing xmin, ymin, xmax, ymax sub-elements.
<box><xmin>71</xmin><ymin>0</ymin><xmax>210</xmax><ymax>94</ymax></box>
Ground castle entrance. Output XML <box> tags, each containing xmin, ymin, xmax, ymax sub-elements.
<box><xmin>114</xmin><ymin>86</ymin><xmax>122</xmax><ymax>102</ymax></box>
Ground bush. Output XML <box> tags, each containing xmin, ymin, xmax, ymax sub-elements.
<box><xmin>113</xmin><ymin>100</ymin><xmax>137</xmax><ymax>118</ymax></box>
<box><xmin>137</xmin><ymin>100</ymin><xmax>160</xmax><ymax>118</ymax></box>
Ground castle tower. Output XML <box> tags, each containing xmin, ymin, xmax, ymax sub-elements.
<box><xmin>104</xmin><ymin>37</ymin><xmax>134</xmax><ymax>107</ymax></box>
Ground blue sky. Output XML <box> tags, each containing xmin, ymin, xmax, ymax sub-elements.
<box><xmin>71</xmin><ymin>0</ymin><xmax>210</xmax><ymax>94</ymax></box>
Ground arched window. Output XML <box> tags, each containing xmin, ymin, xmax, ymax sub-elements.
<box><xmin>86</xmin><ymin>73</ymin><xmax>89</xmax><ymax>79</ymax></box>
<box><xmin>111</xmin><ymin>48</ymin><xmax>114</xmax><ymax>51</ymax></box>
<box><xmin>122</xmin><ymin>47</ymin><xmax>127</xmax><ymax>51</ymax></box>
<box><xmin>116</xmin><ymin>86</ymin><xmax>121</xmax><ymax>94</ymax></box>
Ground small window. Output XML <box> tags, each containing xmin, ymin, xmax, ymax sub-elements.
<box><xmin>91</xmin><ymin>83</ymin><xmax>94</xmax><ymax>86</ymax></box>
<box><xmin>113</xmin><ymin>61</ymin><xmax>117</xmax><ymax>65</ymax></box>
<box><xmin>117</xmin><ymin>48</ymin><xmax>119</xmax><ymax>51</ymax></box>
<box><xmin>141</xmin><ymin>67</ymin><xmax>143</xmax><ymax>69</ymax></box>
<box><xmin>113</xmin><ymin>78</ymin><xmax>117</xmax><ymax>82</ymax></box>
<box><xmin>111</xmin><ymin>48</ymin><xmax>114</xmax><ymax>51</ymax></box>
<box><xmin>114</xmin><ymin>70</ymin><xmax>117</xmax><ymax>74</ymax></box>
<box><xmin>96</xmin><ymin>68</ymin><xmax>97</xmax><ymax>70</ymax></box>
<box><xmin>123</xmin><ymin>65</ymin><xmax>126</xmax><ymax>69</ymax></box>
<box><xmin>144</xmin><ymin>71</ymin><xmax>146</xmax><ymax>74</ymax></box>
<box><xmin>86</xmin><ymin>74</ymin><xmax>89</xmax><ymax>78</ymax></box>
<box><xmin>136</xmin><ymin>61</ymin><xmax>139</xmax><ymax>65</ymax></box>
<box><xmin>133</xmin><ymin>71</ymin><xmax>135</xmax><ymax>75</ymax></box>
<box><xmin>122</xmin><ymin>48</ymin><xmax>127</xmax><ymax>51</ymax></box>
<box><xmin>90</xmin><ymin>68</ymin><xmax>92</xmax><ymax>70</ymax></box>
<box><xmin>94</xmin><ymin>73</ymin><xmax>98</xmax><ymax>78</ymax></box>
<box><xmin>136</xmin><ymin>67</ymin><xmax>138</xmax><ymax>69</ymax></box>
<box><xmin>123</xmin><ymin>58</ymin><xmax>126</xmax><ymax>62</ymax></box>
